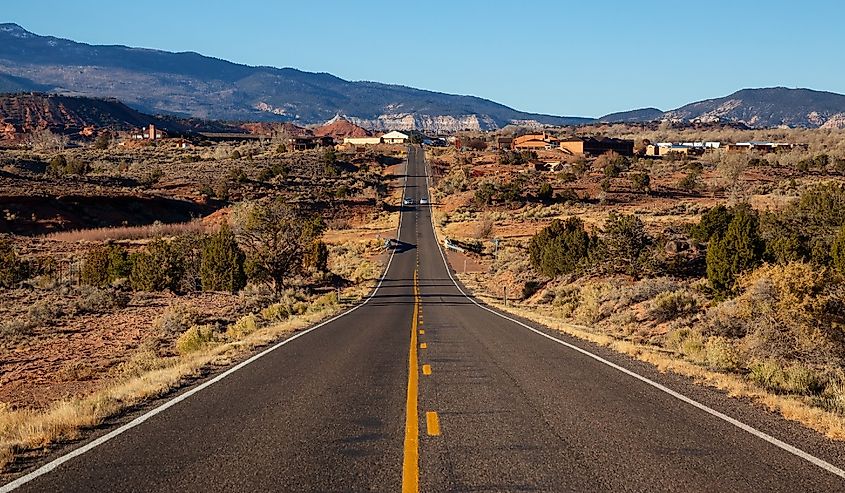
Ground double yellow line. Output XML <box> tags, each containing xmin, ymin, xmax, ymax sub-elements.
<box><xmin>402</xmin><ymin>270</ymin><xmax>421</xmax><ymax>493</ymax></box>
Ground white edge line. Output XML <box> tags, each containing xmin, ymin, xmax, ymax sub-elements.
<box><xmin>421</xmin><ymin>150</ymin><xmax>845</xmax><ymax>480</ymax></box>
<box><xmin>0</xmin><ymin>155</ymin><xmax>414</xmax><ymax>492</ymax></box>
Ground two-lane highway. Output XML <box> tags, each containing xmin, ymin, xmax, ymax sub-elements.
<box><xmin>5</xmin><ymin>146</ymin><xmax>845</xmax><ymax>492</ymax></box>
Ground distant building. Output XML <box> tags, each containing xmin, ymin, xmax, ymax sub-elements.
<box><xmin>496</xmin><ymin>137</ymin><xmax>514</xmax><ymax>150</ymax></box>
<box><xmin>513</xmin><ymin>133</ymin><xmax>559</xmax><ymax>150</ymax></box>
<box><xmin>132</xmin><ymin>124</ymin><xmax>166</xmax><ymax>140</ymax></box>
<box><xmin>560</xmin><ymin>136</ymin><xmax>634</xmax><ymax>157</ymax></box>
<box><xmin>343</xmin><ymin>137</ymin><xmax>383</xmax><ymax>146</ymax></box>
<box><xmin>725</xmin><ymin>142</ymin><xmax>808</xmax><ymax>153</ymax></box>
<box><xmin>382</xmin><ymin>130</ymin><xmax>410</xmax><ymax>144</ymax></box>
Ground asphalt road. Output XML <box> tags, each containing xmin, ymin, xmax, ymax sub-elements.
<box><xmin>5</xmin><ymin>145</ymin><xmax>845</xmax><ymax>492</ymax></box>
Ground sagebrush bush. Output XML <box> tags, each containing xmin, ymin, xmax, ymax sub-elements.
<box><xmin>0</xmin><ymin>239</ymin><xmax>29</xmax><ymax>288</ymax></box>
<box><xmin>27</xmin><ymin>300</ymin><xmax>63</xmax><ymax>325</ymax></box>
<box><xmin>73</xmin><ymin>286</ymin><xmax>130</xmax><ymax>314</ymax></box>
<box><xmin>175</xmin><ymin>325</ymin><xmax>217</xmax><ymax>355</ymax></box>
<box><xmin>648</xmin><ymin>290</ymin><xmax>698</xmax><ymax>322</ymax></box>
<box><xmin>227</xmin><ymin>314</ymin><xmax>258</xmax><ymax>339</ymax></box>
<box><xmin>704</xmin><ymin>337</ymin><xmax>741</xmax><ymax>372</ymax></box>
<box><xmin>153</xmin><ymin>305</ymin><xmax>196</xmax><ymax>337</ymax></box>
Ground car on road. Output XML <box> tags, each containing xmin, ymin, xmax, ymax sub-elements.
<box><xmin>403</xmin><ymin>198</ymin><xmax>415</xmax><ymax>205</ymax></box>
<box><xmin>419</xmin><ymin>198</ymin><xmax>429</xmax><ymax>205</ymax></box>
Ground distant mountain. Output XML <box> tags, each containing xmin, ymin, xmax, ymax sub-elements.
<box><xmin>598</xmin><ymin>107</ymin><xmax>664</xmax><ymax>123</ymax></box>
<box><xmin>0</xmin><ymin>23</ymin><xmax>591</xmax><ymax>131</ymax></box>
<box><xmin>664</xmin><ymin>87</ymin><xmax>845</xmax><ymax>128</ymax></box>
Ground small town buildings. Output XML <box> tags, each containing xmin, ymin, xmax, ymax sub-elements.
<box><xmin>559</xmin><ymin>136</ymin><xmax>634</xmax><ymax>157</ymax></box>
<box><xmin>513</xmin><ymin>133</ymin><xmax>560</xmax><ymax>150</ymax></box>
<box><xmin>381</xmin><ymin>130</ymin><xmax>410</xmax><ymax>144</ymax></box>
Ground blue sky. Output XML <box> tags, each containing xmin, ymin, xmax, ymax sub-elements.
<box><xmin>4</xmin><ymin>1</ymin><xmax>842</xmax><ymax>117</ymax></box>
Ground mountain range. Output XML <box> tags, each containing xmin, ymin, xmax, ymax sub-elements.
<box><xmin>0</xmin><ymin>23</ymin><xmax>590</xmax><ymax>131</ymax></box>
<box><xmin>2</xmin><ymin>23</ymin><xmax>845</xmax><ymax>131</ymax></box>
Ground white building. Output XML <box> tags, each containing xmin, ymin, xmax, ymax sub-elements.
<box><xmin>343</xmin><ymin>137</ymin><xmax>382</xmax><ymax>145</ymax></box>
<box><xmin>381</xmin><ymin>130</ymin><xmax>410</xmax><ymax>145</ymax></box>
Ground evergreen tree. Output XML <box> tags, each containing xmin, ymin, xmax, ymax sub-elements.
<box><xmin>528</xmin><ymin>217</ymin><xmax>590</xmax><ymax>277</ymax></box>
<box><xmin>200</xmin><ymin>225</ymin><xmax>246</xmax><ymax>293</ymax></box>
<box><xmin>706</xmin><ymin>204</ymin><xmax>764</xmax><ymax>294</ymax></box>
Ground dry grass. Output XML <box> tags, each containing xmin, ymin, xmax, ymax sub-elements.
<box><xmin>45</xmin><ymin>221</ymin><xmax>208</xmax><ymax>242</ymax></box>
<box><xmin>0</xmin><ymin>285</ymin><xmax>369</xmax><ymax>472</ymax></box>
<box><xmin>468</xmin><ymin>286</ymin><xmax>845</xmax><ymax>441</ymax></box>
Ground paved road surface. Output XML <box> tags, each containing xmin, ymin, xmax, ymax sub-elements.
<box><xmin>5</xmin><ymin>145</ymin><xmax>845</xmax><ymax>492</ymax></box>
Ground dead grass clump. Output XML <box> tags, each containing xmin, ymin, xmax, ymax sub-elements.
<box><xmin>475</xmin><ymin>214</ymin><xmax>495</xmax><ymax>239</ymax></box>
<box><xmin>226</xmin><ymin>314</ymin><xmax>258</xmax><ymax>339</ymax></box>
<box><xmin>0</xmin><ymin>318</ymin><xmax>36</xmax><ymax>341</ymax></box>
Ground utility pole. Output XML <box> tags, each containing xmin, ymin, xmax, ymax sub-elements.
<box><xmin>504</xmin><ymin>286</ymin><xmax>508</xmax><ymax>307</ymax></box>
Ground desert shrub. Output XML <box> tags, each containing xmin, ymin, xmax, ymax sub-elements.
<box><xmin>572</xmin><ymin>284</ymin><xmax>609</xmax><ymax>325</ymax></box>
<box><xmin>302</xmin><ymin>240</ymin><xmax>329</xmax><ymax>273</ymax></box>
<box><xmin>73</xmin><ymin>286</ymin><xmax>130</xmax><ymax>314</ymax></box>
<box><xmin>749</xmin><ymin>360</ymin><xmax>825</xmax><ymax>395</ymax></box>
<box><xmin>0</xmin><ymin>318</ymin><xmax>35</xmax><ymax>341</ymax></box>
<box><xmin>437</xmin><ymin>165</ymin><xmax>470</xmax><ymax>195</ymax></box>
<box><xmin>129</xmin><ymin>239</ymin><xmax>188</xmax><ymax>292</ymax></box>
<box><xmin>648</xmin><ymin>290</ymin><xmax>698</xmax><ymax>322</ymax></box>
<box><xmin>230</xmin><ymin>150</ymin><xmax>242</xmax><ymax>160</ymax></box>
<box><xmin>630</xmin><ymin>172</ymin><xmax>651</xmax><ymax>193</ymax></box>
<box><xmin>47</xmin><ymin>154</ymin><xmax>88</xmax><ymax>176</ymax></box>
<box><xmin>528</xmin><ymin>217</ymin><xmax>591</xmax><ymax>277</ymax></box>
<box><xmin>691</xmin><ymin>204</ymin><xmax>734</xmax><ymax>243</ymax></box>
<box><xmin>700</xmin><ymin>299</ymin><xmax>749</xmax><ymax>339</ymax></box>
<box><xmin>139</xmin><ymin>167</ymin><xmax>164</xmax><ymax>187</ymax></box>
<box><xmin>200</xmin><ymin>225</ymin><xmax>246</xmax><ymax>293</ymax></box>
<box><xmin>475</xmin><ymin>214</ymin><xmax>495</xmax><ymax>239</ymax></box>
<box><xmin>226</xmin><ymin>314</ymin><xmax>258</xmax><ymax>339</ymax></box>
<box><xmin>706</xmin><ymin>204</ymin><xmax>764</xmax><ymax>294</ymax></box>
<box><xmin>537</xmin><ymin>182</ymin><xmax>553</xmax><ymax>202</ymax></box>
<box><xmin>831</xmin><ymin>225</ymin><xmax>845</xmax><ymax>275</ymax></box>
<box><xmin>678</xmin><ymin>170</ymin><xmax>701</xmax><ymax>191</ymax></box>
<box><xmin>81</xmin><ymin>244</ymin><xmax>130</xmax><ymax>287</ymax></box>
<box><xmin>228</xmin><ymin>166</ymin><xmax>248</xmax><ymax>183</ymax></box>
<box><xmin>704</xmin><ymin>337</ymin><xmax>742</xmax><ymax>372</ymax></box>
<box><xmin>736</xmin><ymin>262</ymin><xmax>842</xmax><ymax>365</ymax></box>
<box><xmin>153</xmin><ymin>305</ymin><xmax>196</xmax><ymax>337</ymax></box>
<box><xmin>596</xmin><ymin>213</ymin><xmax>650</xmax><ymax>277</ymax></box>
<box><xmin>0</xmin><ymin>239</ymin><xmax>29</xmax><ymax>287</ymax></box>
<box><xmin>27</xmin><ymin>300</ymin><xmax>63</xmax><ymax>326</ymax></box>
<box><xmin>522</xmin><ymin>281</ymin><xmax>542</xmax><ymax>300</ymax></box>
<box><xmin>175</xmin><ymin>324</ymin><xmax>217</xmax><ymax>355</ymax></box>
<box><xmin>310</xmin><ymin>292</ymin><xmax>339</xmax><ymax>312</ymax></box>
<box><xmin>474</xmin><ymin>182</ymin><xmax>496</xmax><ymax>206</ymax></box>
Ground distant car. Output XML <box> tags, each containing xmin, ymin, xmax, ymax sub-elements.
<box><xmin>419</xmin><ymin>198</ymin><xmax>429</xmax><ymax>205</ymax></box>
<box><xmin>403</xmin><ymin>198</ymin><xmax>415</xmax><ymax>205</ymax></box>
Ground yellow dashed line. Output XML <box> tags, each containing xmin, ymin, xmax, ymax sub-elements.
<box><xmin>422</xmin><ymin>364</ymin><xmax>432</xmax><ymax>376</ymax></box>
<box><xmin>426</xmin><ymin>412</ymin><xmax>441</xmax><ymax>436</ymax></box>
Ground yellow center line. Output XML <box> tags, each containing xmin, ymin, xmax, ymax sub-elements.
<box><xmin>420</xmin><ymin>343</ymin><xmax>427</xmax><ymax>349</ymax></box>
<box><xmin>402</xmin><ymin>270</ymin><xmax>420</xmax><ymax>493</ymax></box>
<box><xmin>422</xmin><ymin>364</ymin><xmax>432</xmax><ymax>376</ymax></box>
<box><xmin>426</xmin><ymin>412</ymin><xmax>441</xmax><ymax>436</ymax></box>
<box><xmin>419</xmin><ymin>329</ymin><xmax>425</xmax><ymax>335</ymax></box>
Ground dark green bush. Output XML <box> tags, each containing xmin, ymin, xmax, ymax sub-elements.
<box><xmin>200</xmin><ymin>225</ymin><xmax>246</xmax><ymax>293</ymax></box>
<box><xmin>129</xmin><ymin>239</ymin><xmax>186</xmax><ymax>292</ymax></box>
<box><xmin>81</xmin><ymin>244</ymin><xmax>130</xmax><ymax>287</ymax></box>
<box><xmin>529</xmin><ymin>217</ymin><xmax>591</xmax><ymax>277</ymax></box>
<box><xmin>706</xmin><ymin>204</ymin><xmax>764</xmax><ymax>295</ymax></box>
<box><xmin>0</xmin><ymin>239</ymin><xmax>29</xmax><ymax>288</ymax></box>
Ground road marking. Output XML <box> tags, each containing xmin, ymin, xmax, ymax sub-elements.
<box><xmin>419</xmin><ymin>329</ymin><xmax>424</xmax><ymax>335</ymax></box>
<box><xmin>420</xmin><ymin>343</ymin><xmax>427</xmax><ymax>349</ymax></box>
<box><xmin>422</xmin><ymin>365</ymin><xmax>432</xmax><ymax>376</ymax></box>
<box><xmin>426</xmin><ymin>412</ymin><xmax>441</xmax><ymax>436</ymax></box>
<box><xmin>0</xmin><ymin>151</ymin><xmax>419</xmax><ymax>493</ymax></box>
<box><xmin>422</xmin><ymin>153</ymin><xmax>845</xmax><ymax>481</ymax></box>
<box><xmin>402</xmin><ymin>269</ymin><xmax>420</xmax><ymax>493</ymax></box>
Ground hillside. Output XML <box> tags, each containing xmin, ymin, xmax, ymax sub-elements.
<box><xmin>0</xmin><ymin>93</ymin><xmax>160</xmax><ymax>138</ymax></box>
<box><xmin>664</xmin><ymin>87</ymin><xmax>845</xmax><ymax>128</ymax></box>
<box><xmin>0</xmin><ymin>24</ymin><xmax>590</xmax><ymax>131</ymax></box>
<box><xmin>598</xmin><ymin>107</ymin><xmax>664</xmax><ymax>123</ymax></box>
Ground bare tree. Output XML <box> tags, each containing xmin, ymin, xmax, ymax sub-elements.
<box><xmin>27</xmin><ymin>128</ymin><xmax>68</xmax><ymax>152</ymax></box>
<box><xmin>717</xmin><ymin>152</ymin><xmax>749</xmax><ymax>202</ymax></box>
